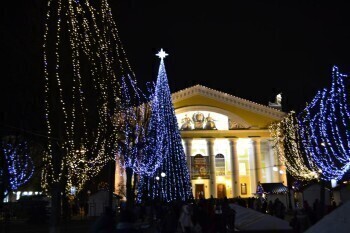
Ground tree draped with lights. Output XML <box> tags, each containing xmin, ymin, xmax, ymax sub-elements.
<box><xmin>42</xmin><ymin>0</ymin><xmax>133</xmax><ymax>194</ymax></box>
<box><xmin>269</xmin><ymin>111</ymin><xmax>320</xmax><ymax>181</ymax></box>
<box><xmin>1</xmin><ymin>137</ymin><xmax>34</xmax><ymax>193</ymax></box>
<box><xmin>116</xmin><ymin>75</ymin><xmax>163</xmax><ymax>206</ymax></box>
<box><xmin>116</xmin><ymin>76</ymin><xmax>165</xmax><ymax>177</ymax></box>
<box><xmin>298</xmin><ymin>66</ymin><xmax>350</xmax><ymax>182</ymax></box>
<box><xmin>270</xmin><ymin>66</ymin><xmax>350</xmax><ymax>183</ymax></box>
<box><xmin>137</xmin><ymin>49</ymin><xmax>193</xmax><ymax>203</ymax></box>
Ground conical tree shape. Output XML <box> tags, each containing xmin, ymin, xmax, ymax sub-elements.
<box><xmin>137</xmin><ymin>49</ymin><xmax>193</xmax><ymax>203</ymax></box>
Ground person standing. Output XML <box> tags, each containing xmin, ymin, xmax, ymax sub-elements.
<box><xmin>179</xmin><ymin>204</ymin><xmax>193</xmax><ymax>233</ymax></box>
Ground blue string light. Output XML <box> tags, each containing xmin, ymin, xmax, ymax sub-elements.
<box><xmin>298</xmin><ymin>66</ymin><xmax>350</xmax><ymax>181</ymax></box>
<box><xmin>2</xmin><ymin>141</ymin><xmax>34</xmax><ymax>191</ymax></box>
<box><xmin>116</xmin><ymin>74</ymin><xmax>164</xmax><ymax>176</ymax></box>
<box><xmin>137</xmin><ymin>49</ymin><xmax>193</xmax><ymax>203</ymax></box>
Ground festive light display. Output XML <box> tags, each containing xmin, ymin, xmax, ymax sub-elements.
<box><xmin>42</xmin><ymin>0</ymin><xmax>134</xmax><ymax>193</ymax></box>
<box><xmin>137</xmin><ymin>49</ymin><xmax>193</xmax><ymax>203</ymax></box>
<box><xmin>298</xmin><ymin>66</ymin><xmax>350</xmax><ymax>181</ymax></box>
<box><xmin>116</xmin><ymin>74</ymin><xmax>164</xmax><ymax>176</ymax></box>
<box><xmin>2</xmin><ymin>140</ymin><xmax>34</xmax><ymax>191</ymax></box>
<box><xmin>269</xmin><ymin>111</ymin><xmax>320</xmax><ymax>181</ymax></box>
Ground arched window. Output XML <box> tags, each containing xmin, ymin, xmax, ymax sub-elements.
<box><xmin>215</xmin><ymin>154</ymin><xmax>225</xmax><ymax>176</ymax></box>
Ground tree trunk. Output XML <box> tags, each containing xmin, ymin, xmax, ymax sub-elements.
<box><xmin>320</xmin><ymin>180</ymin><xmax>326</xmax><ymax>218</ymax></box>
<box><xmin>49</xmin><ymin>182</ymin><xmax>61</xmax><ymax>233</ymax></box>
<box><xmin>0</xmin><ymin>145</ymin><xmax>8</xmax><ymax>209</ymax></box>
<box><xmin>108</xmin><ymin>159</ymin><xmax>116</xmax><ymax>209</ymax></box>
<box><xmin>125</xmin><ymin>167</ymin><xmax>134</xmax><ymax>209</ymax></box>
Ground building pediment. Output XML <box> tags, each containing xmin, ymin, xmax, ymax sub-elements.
<box><xmin>172</xmin><ymin>85</ymin><xmax>286</xmax><ymax>129</ymax></box>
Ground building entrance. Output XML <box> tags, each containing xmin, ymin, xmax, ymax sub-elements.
<box><xmin>217</xmin><ymin>184</ymin><xmax>226</xmax><ymax>198</ymax></box>
<box><xmin>195</xmin><ymin>184</ymin><xmax>205</xmax><ymax>199</ymax></box>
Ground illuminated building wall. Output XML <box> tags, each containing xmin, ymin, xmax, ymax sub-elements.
<box><xmin>174</xmin><ymin>85</ymin><xmax>287</xmax><ymax>198</ymax></box>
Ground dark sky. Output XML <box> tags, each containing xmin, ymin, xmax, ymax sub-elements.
<box><xmin>112</xmin><ymin>0</ymin><xmax>350</xmax><ymax>111</ymax></box>
<box><xmin>2</xmin><ymin>0</ymin><xmax>350</xmax><ymax>135</ymax></box>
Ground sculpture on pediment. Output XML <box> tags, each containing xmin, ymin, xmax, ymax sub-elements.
<box><xmin>180</xmin><ymin>114</ymin><xmax>193</xmax><ymax>130</ymax></box>
<box><xmin>275</xmin><ymin>93</ymin><xmax>282</xmax><ymax>105</ymax></box>
<box><xmin>228</xmin><ymin>119</ymin><xmax>244</xmax><ymax>129</ymax></box>
<box><xmin>269</xmin><ymin>93</ymin><xmax>282</xmax><ymax>110</ymax></box>
<box><xmin>204</xmin><ymin>113</ymin><xmax>217</xmax><ymax>130</ymax></box>
<box><xmin>192</xmin><ymin>112</ymin><xmax>205</xmax><ymax>129</ymax></box>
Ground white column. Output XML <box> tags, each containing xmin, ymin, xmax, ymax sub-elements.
<box><xmin>207</xmin><ymin>139</ymin><xmax>216</xmax><ymax>198</ymax></box>
<box><xmin>248</xmin><ymin>140</ymin><xmax>257</xmax><ymax>195</ymax></box>
<box><xmin>264</xmin><ymin>140</ymin><xmax>272</xmax><ymax>183</ymax></box>
<box><xmin>183</xmin><ymin>138</ymin><xmax>193</xmax><ymax>179</ymax></box>
<box><xmin>229</xmin><ymin>139</ymin><xmax>239</xmax><ymax>198</ymax></box>
<box><xmin>253</xmin><ymin>138</ymin><xmax>262</xmax><ymax>184</ymax></box>
<box><xmin>269</xmin><ymin>140</ymin><xmax>281</xmax><ymax>183</ymax></box>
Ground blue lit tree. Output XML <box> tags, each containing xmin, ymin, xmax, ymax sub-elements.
<box><xmin>298</xmin><ymin>66</ymin><xmax>350</xmax><ymax>182</ymax></box>
<box><xmin>1</xmin><ymin>137</ymin><xmax>34</xmax><ymax>194</ymax></box>
<box><xmin>116</xmin><ymin>75</ymin><xmax>163</xmax><ymax>207</ymax></box>
<box><xmin>137</xmin><ymin>49</ymin><xmax>193</xmax><ymax>203</ymax></box>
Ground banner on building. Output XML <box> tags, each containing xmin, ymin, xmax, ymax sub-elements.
<box><xmin>191</xmin><ymin>154</ymin><xmax>210</xmax><ymax>179</ymax></box>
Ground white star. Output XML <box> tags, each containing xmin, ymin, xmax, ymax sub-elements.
<box><xmin>156</xmin><ymin>48</ymin><xmax>168</xmax><ymax>60</ymax></box>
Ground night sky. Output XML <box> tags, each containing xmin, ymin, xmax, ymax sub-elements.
<box><xmin>2</xmin><ymin>0</ymin><xmax>350</xmax><ymax>135</ymax></box>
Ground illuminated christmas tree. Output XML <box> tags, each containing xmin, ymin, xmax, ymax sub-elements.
<box><xmin>137</xmin><ymin>49</ymin><xmax>193</xmax><ymax>203</ymax></box>
<box><xmin>298</xmin><ymin>66</ymin><xmax>350</xmax><ymax>182</ymax></box>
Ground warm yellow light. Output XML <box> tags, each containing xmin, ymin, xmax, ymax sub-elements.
<box><xmin>217</xmin><ymin>176</ymin><xmax>225</xmax><ymax>183</ymax></box>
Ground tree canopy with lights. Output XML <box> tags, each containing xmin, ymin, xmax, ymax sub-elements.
<box><xmin>1</xmin><ymin>137</ymin><xmax>34</xmax><ymax>193</ymax></box>
<box><xmin>270</xmin><ymin>66</ymin><xmax>349</xmax><ymax>183</ymax></box>
<box><xmin>298</xmin><ymin>66</ymin><xmax>350</xmax><ymax>182</ymax></box>
<box><xmin>42</xmin><ymin>0</ymin><xmax>134</xmax><ymax>194</ymax></box>
<box><xmin>269</xmin><ymin>111</ymin><xmax>320</xmax><ymax>181</ymax></box>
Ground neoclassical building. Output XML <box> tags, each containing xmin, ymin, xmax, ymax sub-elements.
<box><xmin>115</xmin><ymin>84</ymin><xmax>287</xmax><ymax>200</ymax></box>
<box><xmin>173</xmin><ymin>85</ymin><xmax>287</xmax><ymax>199</ymax></box>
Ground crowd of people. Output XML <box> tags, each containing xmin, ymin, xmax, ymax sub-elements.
<box><xmin>90</xmin><ymin>197</ymin><xmax>237</xmax><ymax>233</ymax></box>
<box><xmin>289</xmin><ymin>199</ymin><xmax>340</xmax><ymax>233</ymax></box>
<box><xmin>90</xmin><ymin>195</ymin><xmax>342</xmax><ymax>233</ymax></box>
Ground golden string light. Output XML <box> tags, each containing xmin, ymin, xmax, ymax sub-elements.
<box><xmin>269</xmin><ymin>111</ymin><xmax>320</xmax><ymax>181</ymax></box>
<box><xmin>42</xmin><ymin>0</ymin><xmax>135</xmax><ymax>194</ymax></box>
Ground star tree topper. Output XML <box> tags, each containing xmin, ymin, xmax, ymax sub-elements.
<box><xmin>156</xmin><ymin>48</ymin><xmax>168</xmax><ymax>60</ymax></box>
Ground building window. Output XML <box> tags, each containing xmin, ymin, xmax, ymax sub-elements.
<box><xmin>215</xmin><ymin>154</ymin><xmax>225</xmax><ymax>176</ymax></box>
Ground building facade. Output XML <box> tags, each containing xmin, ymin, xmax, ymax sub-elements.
<box><xmin>173</xmin><ymin>85</ymin><xmax>287</xmax><ymax>199</ymax></box>
<box><xmin>115</xmin><ymin>85</ymin><xmax>287</xmax><ymax>199</ymax></box>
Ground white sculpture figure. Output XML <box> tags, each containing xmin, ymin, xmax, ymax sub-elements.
<box><xmin>276</xmin><ymin>93</ymin><xmax>282</xmax><ymax>105</ymax></box>
<box><xmin>181</xmin><ymin>114</ymin><xmax>192</xmax><ymax>130</ymax></box>
<box><xmin>193</xmin><ymin>112</ymin><xmax>205</xmax><ymax>129</ymax></box>
<box><xmin>204</xmin><ymin>113</ymin><xmax>217</xmax><ymax>130</ymax></box>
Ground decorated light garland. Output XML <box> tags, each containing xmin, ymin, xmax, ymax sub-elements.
<box><xmin>137</xmin><ymin>49</ymin><xmax>193</xmax><ymax>203</ymax></box>
<box><xmin>298</xmin><ymin>66</ymin><xmax>350</xmax><ymax>181</ymax></box>
<box><xmin>269</xmin><ymin>111</ymin><xmax>320</xmax><ymax>181</ymax></box>
<box><xmin>42</xmin><ymin>0</ymin><xmax>135</xmax><ymax>194</ymax></box>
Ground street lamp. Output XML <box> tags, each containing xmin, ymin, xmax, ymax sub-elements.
<box><xmin>273</xmin><ymin>165</ymin><xmax>278</xmax><ymax>172</ymax></box>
